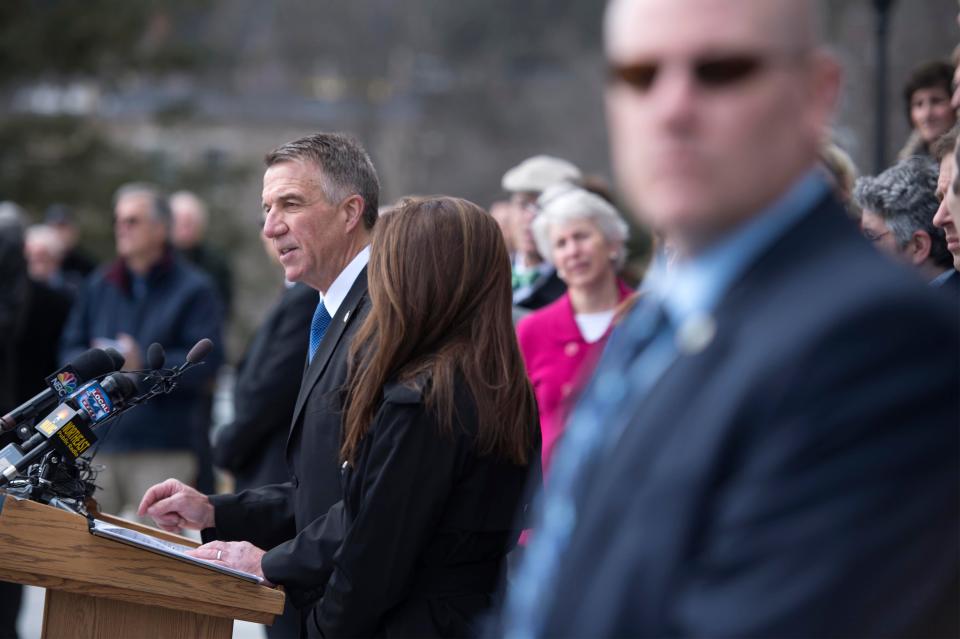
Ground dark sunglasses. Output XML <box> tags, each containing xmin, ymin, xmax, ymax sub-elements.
<box><xmin>608</xmin><ymin>54</ymin><xmax>771</xmax><ymax>93</ymax></box>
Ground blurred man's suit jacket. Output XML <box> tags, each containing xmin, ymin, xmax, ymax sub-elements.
<box><xmin>538</xmin><ymin>193</ymin><xmax>959</xmax><ymax>638</ymax></box>
<box><xmin>212</xmin><ymin>282</ymin><xmax>316</xmax><ymax>491</ymax></box>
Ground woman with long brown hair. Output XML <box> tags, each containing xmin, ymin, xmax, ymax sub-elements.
<box><xmin>304</xmin><ymin>196</ymin><xmax>539</xmax><ymax>637</ymax></box>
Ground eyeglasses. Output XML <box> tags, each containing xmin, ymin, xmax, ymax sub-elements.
<box><xmin>607</xmin><ymin>52</ymin><xmax>799</xmax><ymax>93</ymax></box>
<box><xmin>862</xmin><ymin>230</ymin><xmax>890</xmax><ymax>243</ymax></box>
<box><xmin>510</xmin><ymin>193</ymin><xmax>540</xmax><ymax>214</ymax></box>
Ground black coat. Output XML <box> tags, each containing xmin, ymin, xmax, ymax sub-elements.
<box><xmin>59</xmin><ymin>254</ymin><xmax>224</xmax><ymax>451</ymax></box>
<box><xmin>1</xmin><ymin>281</ymin><xmax>72</xmax><ymax>411</ymax></box>
<box><xmin>299</xmin><ymin>376</ymin><xmax>537</xmax><ymax>638</ymax></box>
<box><xmin>514</xmin><ymin>271</ymin><xmax>566</xmax><ymax>311</ymax></box>
<box><xmin>207</xmin><ymin>271</ymin><xmax>370</xmax><ymax>609</ymax></box>
<box><xmin>212</xmin><ymin>282</ymin><xmax>317</xmax><ymax>492</ymax></box>
<box><xmin>533</xmin><ymin>195</ymin><xmax>960</xmax><ymax>638</ymax></box>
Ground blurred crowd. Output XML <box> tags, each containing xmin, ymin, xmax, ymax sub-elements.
<box><xmin>0</xmin><ymin>0</ymin><xmax>960</xmax><ymax>637</ymax></box>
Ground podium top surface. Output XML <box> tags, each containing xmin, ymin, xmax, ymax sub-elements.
<box><xmin>0</xmin><ymin>496</ymin><xmax>284</xmax><ymax>624</ymax></box>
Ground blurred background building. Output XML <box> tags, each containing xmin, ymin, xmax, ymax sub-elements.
<box><xmin>0</xmin><ymin>0</ymin><xmax>954</xmax><ymax>357</ymax></box>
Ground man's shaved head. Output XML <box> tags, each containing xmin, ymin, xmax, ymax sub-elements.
<box><xmin>605</xmin><ymin>0</ymin><xmax>821</xmax><ymax>56</ymax></box>
<box><xmin>602</xmin><ymin>0</ymin><xmax>839</xmax><ymax>256</ymax></box>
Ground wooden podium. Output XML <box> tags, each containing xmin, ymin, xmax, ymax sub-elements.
<box><xmin>0</xmin><ymin>495</ymin><xmax>285</xmax><ymax>639</ymax></box>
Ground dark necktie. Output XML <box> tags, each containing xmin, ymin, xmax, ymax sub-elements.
<box><xmin>502</xmin><ymin>299</ymin><xmax>675</xmax><ymax>639</ymax></box>
<box><xmin>308</xmin><ymin>300</ymin><xmax>332</xmax><ymax>364</ymax></box>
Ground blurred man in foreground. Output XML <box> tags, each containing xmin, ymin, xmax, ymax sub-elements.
<box><xmin>503</xmin><ymin>1</ymin><xmax>959</xmax><ymax>637</ymax></box>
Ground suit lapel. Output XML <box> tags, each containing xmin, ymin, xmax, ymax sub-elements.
<box><xmin>586</xmin><ymin>195</ymin><xmax>846</xmax><ymax>492</ymax></box>
<box><xmin>288</xmin><ymin>268</ymin><xmax>369</xmax><ymax>442</ymax></box>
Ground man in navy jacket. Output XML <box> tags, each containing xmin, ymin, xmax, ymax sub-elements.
<box><xmin>502</xmin><ymin>1</ymin><xmax>959</xmax><ymax>637</ymax></box>
<box><xmin>60</xmin><ymin>183</ymin><xmax>222</xmax><ymax>520</ymax></box>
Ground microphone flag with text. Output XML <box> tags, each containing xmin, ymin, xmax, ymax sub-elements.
<box><xmin>0</xmin><ymin>348</ymin><xmax>122</xmax><ymax>433</ymax></box>
<box><xmin>0</xmin><ymin>337</ymin><xmax>214</xmax><ymax>490</ymax></box>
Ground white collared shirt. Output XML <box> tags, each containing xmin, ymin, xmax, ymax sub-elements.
<box><xmin>318</xmin><ymin>245</ymin><xmax>370</xmax><ymax>317</ymax></box>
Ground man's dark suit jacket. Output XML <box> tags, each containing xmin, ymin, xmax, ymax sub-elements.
<box><xmin>206</xmin><ymin>270</ymin><xmax>369</xmax><ymax>610</ymax></box>
<box><xmin>515</xmin><ymin>270</ymin><xmax>566</xmax><ymax>311</ymax></box>
<box><xmin>212</xmin><ymin>282</ymin><xmax>316</xmax><ymax>492</ymax></box>
<box><xmin>933</xmin><ymin>267</ymin><xmax>960</xmax><ymax>301</ymax></box>
<box><xmin>537</xmin><ymin>195</ymin><xmax>959</xmax><ymax>637</ymax></box>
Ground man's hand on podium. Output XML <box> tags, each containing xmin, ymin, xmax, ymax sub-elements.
<box><xmin>137</xmin><ymin>478</ymin><xmax>215</xmax><ymax>532</ymax></box>
<box><xmin>189</xmin><ymin>541</ymin><xmax>273</xmax><ymax>586</ymax></box>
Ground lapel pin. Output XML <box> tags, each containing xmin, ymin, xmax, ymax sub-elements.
<box><xmin>676</xmin><ymin>312</ymin><xmax>716</xmax><ymax>355</ymax></box>
<box><xmin>344</xmin><ymin>310</ymin><xmax>350</xmax><ymax>322</ymax></box>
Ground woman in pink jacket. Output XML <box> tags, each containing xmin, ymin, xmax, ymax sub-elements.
<box><xmin>517</xmin><ymin>185</ymin><xmax>631</xmax><ymax>474</ymax></box>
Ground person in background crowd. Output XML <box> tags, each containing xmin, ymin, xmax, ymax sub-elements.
<box><xmin>211</xmin><ymin>234</ymin><xmax>312</xmax><ymax>638</ymax></box>
<box><xmin>517</xmin><ymin>185</ymin><xmax>631</xmax><ymax>473</ymax></box>
<box><xmin>898</xmin><ymin>60</ymin><xmax>957</xmax><ymax>161</ymax></box>
<box><xmin>818</xmin><ymin>140</ymin><xmax>859</xmax><ymax>213</ymax></box>
<box><xmin>170</xmin><ymin>191</ymin><xmax>233</xmax><ymax>317</ymax></box>
<box><xmin>0</xmin><ymin>205</ymin><xmax>72</xmax><ymax>639</ymax></box>
<box><xmin>933</xmin><ymin>125</ymin><xmax>960</xmax><ymax>276</ymax></box>
<box><xmin>580</xmin><ymin>174</ymin><xmax>617</xmax><ymax>204</ymax></box>
<box><xmin>488</xmin><ymin>199</ymin><xmax>515</xmax><ymax>254</ymax></box>
<box><xmin>501</xmin><ymin>155</ymin><xmax>581</xmax><ymax>311</ymax></box>
<box><xmin>501</xmin><ymin>1</ymin><xmax>959</xmax><ymax>637</ymax></box>
<box><xmin>44</xmin><ymin>204</ymin><xmax>97</xmax><ymax>284</ymax></box>
<box><xmin>169</xmin><ymin>190</ymin><xmax>231</xmax><ymax>495</ymax></box>
<box><xmin>952</xmin><ymin>46</ymin><xmax>960</xmax><ymax>111</ymax></box>
<box><xmin>60</xmin><ymin>183</ymin><xmax>223</xmax><ymax>521</ymax></box>
<box><xmin>24</xmin><ymin>225</ymin><xmax>68</xmax><ymax>291</ymax></box>
<box><xmin>854</xmin><ymin>156</ymin><xmax>955</xmax><ymax>287</ymax></box>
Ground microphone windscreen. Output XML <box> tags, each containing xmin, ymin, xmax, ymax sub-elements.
<box><xmin>105</xmin><ymin>372</ymin><xmax>140</xmax><ymax>402</ymax></box>
<box><xmin>104</xmin><ymin>347</ymin><xmax>126</xmax><ymax>371</ymax></box>
<box><xmin>146</xmin><ymin>342</ymin><xmax>166</xmax><ymax>370</ymax></box>
<box><xmin>71</xmin><ymin>348</ymin><xmax>119</xmax><ymax>380</ymax></box>
<box><xmin>185</xmin><ymin>338</ymin><xmax>213</xmax><ymax>364</ymax></box>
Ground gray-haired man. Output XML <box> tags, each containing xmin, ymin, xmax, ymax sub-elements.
<box><xmin>854</xmin><ymin>156</ymin><xmax>955</xmax><ymax>286</ymax></box>
<box><xmin>138</xmin><ymin>133</ymin><xmax>381</xmax><ymax>637</ymax></box>
<box><xmin>59</xmin><ymin>183</ymin><xmax>224</xmax><ymax>520</ymax></box>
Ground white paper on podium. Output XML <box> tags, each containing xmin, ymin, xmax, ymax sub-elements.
<box><xmin>89</xmin><ymin>519</ymin><xmax>264</xmax><ymax>584</ymax></box>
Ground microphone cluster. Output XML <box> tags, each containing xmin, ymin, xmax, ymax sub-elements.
<box><xmin>131</xmin><ymin>338</ymin><xmax>214</xmax><ymax>402</ymax></box>
<box><xmin>0</xmin><ymin>338</ymin><xmax>215</xmax><ymax>509</ymax></box>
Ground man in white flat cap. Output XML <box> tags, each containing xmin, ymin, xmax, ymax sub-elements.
<box><xmin>502</xmin><ymin>155</ymin><xmax>582</xmax><ymax>310</ymax></box>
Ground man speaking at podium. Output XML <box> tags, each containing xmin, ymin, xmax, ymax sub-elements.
<box><xmin>137</xmin><ymin>133</ymin><xmax>380</xmax><ymax>636</ymax></box>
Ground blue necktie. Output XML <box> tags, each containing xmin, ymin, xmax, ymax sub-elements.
<box><xmin>503</xmin><ymin>300</ymin><xmax>675</xmax><ymax>639</ymax></box>
<box><xmin>308</xmin><ymin>299</ymin><xmax>332</xmax><ymax>364</ymax></box>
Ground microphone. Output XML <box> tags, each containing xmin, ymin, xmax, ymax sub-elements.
<box><xmin>146</xmin><ymin>343</ymin><xmax>165</xmax><ymax>370</ymax></box>
<box><xmin>121</xmin><ymin>338</ymin><xmax>215</xmax><ymax>402</ymax></box>
<box><xmin>104</xmin><ymin>347</ymin><xmax>126</xmax><ymax>371</ymax></box>
<box><xmin>182</xmin><ymin>338</ymin><xmax>213</xmax><ymax>370</ymax></box>
<box><xmin>0</xmin><ymin>372</ymin><xmax>139</xmax><ymax>484</ymax></box>
<box><xmin>0</xmin><ymin>348</ymin><xmax>121</xmax><ymax>433</ymax></box>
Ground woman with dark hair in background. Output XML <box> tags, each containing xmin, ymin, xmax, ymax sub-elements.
<box><xmin>297</xmin><ymin>196</ymin><xmax>540</xmax><ymax>637</ymax></box>
<box><xmin>898</xmin><ymin>60</ymin><xmax>957</xmax><ymax>160</ymax></box>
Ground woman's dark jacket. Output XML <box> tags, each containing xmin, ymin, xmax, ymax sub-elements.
<box><xmin>288</xmin><ymin>376</ymin><xmax>539</xmax><ymax>638</ymax></box>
